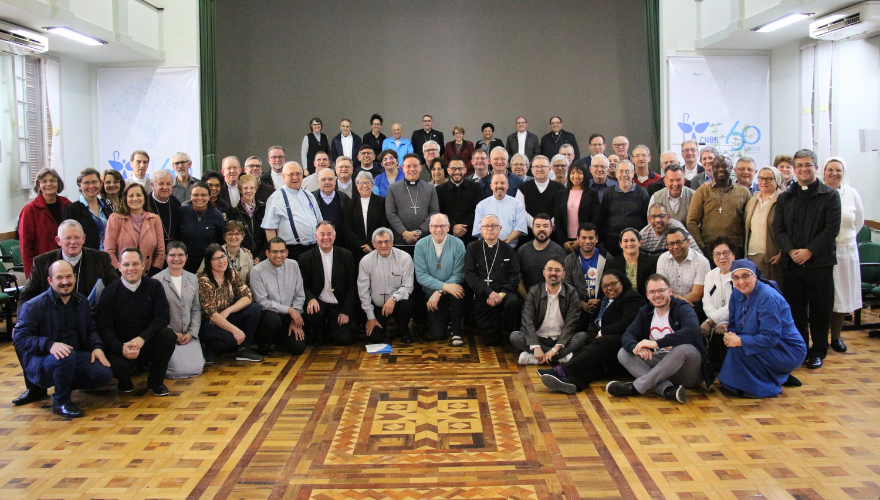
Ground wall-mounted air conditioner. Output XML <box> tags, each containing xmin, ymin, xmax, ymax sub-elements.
<box><xmin>809</xmin><ymin>1</ymin><xmax>880</xmax><ymax>41</ymax></box>
<box><xmin>0</xmin><ymin>20</ymin><xmax>48</xmax><ymax>55</ymax></box>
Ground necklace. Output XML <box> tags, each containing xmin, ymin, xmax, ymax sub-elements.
<box><xmin>194</xmin><ymin>207</ymin><xmax>207</xmax><ymax>222</ymax></box>
<box><xmin>714</xmin><ymin>185</ymin><xmax>732</xmax><ymax>214</ymax></box>
<box><xmin>552</xmin><ymin>131</ymin><xmax>562</xmax><ymax>145</ymax></box>
<box><xmin>482</xmin><ymin>241</ymin><xmax>499</xmax><ymax>288</ymax></box>
<box><xmin>404</xmin><ymin>183</ymin><xmax>421</xmax><ymax>215</ymax></box>
<box><xmin>155</xmin><ymin>200</ymin><xmax>172</xmax><ymax>239</ymax></box>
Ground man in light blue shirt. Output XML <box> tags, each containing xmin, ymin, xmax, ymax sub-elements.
<box><xmin>473</xmin><ymin>173</ymin><xmax>528</xmax><ymax>248</ymax></box>
<box><xmin>262</xmin><ymin>162</ymin><xmax>324</xmax><ymax>260</ymax></box>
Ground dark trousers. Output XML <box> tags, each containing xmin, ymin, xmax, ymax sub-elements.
<box><xmin>105</xmin><ymin>327</ymin><xmax>176</xmax><ymax>387</ymax></box>
<box><xmin>563</xmin><ymin>335</ymin><xmax>624</xmax><ymax>391</ymax></box>
<box><xmin>783</xmin><ymin>265</ymin><xmax>834</xmax><ymax>358</ymax></box>
<box><xmin>368</xmin><ymin>299</ymin><xmax>413</xmax><ymax>344</ymax></box>
<box><xmin>200</xmin><ymin>303</ymin><xmax>262</xmax><ymax>353</ymax></box>
<box><xmin>400</xmin><ymin>246</ymin><xmax>427</xmax><ymax>326</ymax></box>
<box><xmin>304</xmin><ymin>300</ymin><xmax>354</xmax><ymax>346</ymax></box>
<box><xmin>286</xmin><ymin>243</ymin><xmax>317</xmax><ymax>261</ymax></box>
<box><xmin>31</xmin><ymin>350</ymin><xmax>113</xmax><ymax>403</ymax></box>
<box><xmin>426</xmin><ymin>294</ymin><xmax>463</xmax><ymax>340</ymax></box>
<box><xmin>473</xmin><ymin>294</ymin><xmax>523</xmax><ymax>346</ymax></box>
<box><xmin>15</xmin><ymin>348</ymin><xmax>39</xmax><ymax>392</ymax></box>
<box><xmin>258</xmin><ymin>310</ymin><xmax>305</xmax><ymax>354</ymax></box>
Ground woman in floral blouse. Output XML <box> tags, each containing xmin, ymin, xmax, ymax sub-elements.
<box><xmin>197</xmin><ymin>243</ymin><xmax>264</xmax><ymax>363</ymax></box>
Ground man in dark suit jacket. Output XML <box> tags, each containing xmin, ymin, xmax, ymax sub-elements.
<box><xmin>342</xmin><ymin>182</ymin><xmax>389</xmax><ymax>264</ymax></box>
<box><xmin>539</xmin><ymin>116</ymin><xmax>580</xmax><ymax>159</ymax></box>
<box><xmin>242</xmin><ymin>156</ymin><xmax>275</xmax><ymax>203</ymax></box>
<box><xmin>411</xmin><ymin>114</ymin><xmax>445</xmax><ymax>163</ymax></box>
<box><xmin>218</xmin><ymin>156</ymin><xmax>243</xmax><ymax>209</ymax></box>
<box><xmin>312</xmin><ymin>168</ymin><xmax>351</xmax><ymax>249</ymax></box>
<box><xmin>506</xmin><ymin>116</ymin><xmax>541</xmax><ymax>160</ymax></box>
<box><xmin>12</xmin><ymin>219</ymin><xmax>118</xmax><ymax>406</ymax></box>
<box><xmin>330</xmin><ymin>119</ymin><xmax>363</xmax><ymax>162</ymax></box>
<box><xmin>297</xmin><ymin>222</ymin><xmax>358</xmax><ymax>346</ymax></box>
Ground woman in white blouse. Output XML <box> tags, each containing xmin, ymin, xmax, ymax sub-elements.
<box><xmin>823</xmin><ymin>157</ymin><xmax>865</xmax><ymax>353</ymax></box>
<box><xmin>702</xmin><ymin>236</ymin><xmax>736</xmax><ymax>337</ymax></box>
<box><xmin>743</xmin><ymin>166</ymin><xmax>784</xmax><ymax>287</ymax></box>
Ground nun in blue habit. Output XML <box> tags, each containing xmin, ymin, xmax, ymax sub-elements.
<box><xmin>719</xmin><ymin>260</ymin><xmax>807</xmax><ymax>398</ymax></box>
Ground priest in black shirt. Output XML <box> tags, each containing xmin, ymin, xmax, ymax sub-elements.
<box><xmin>514</xmin><ymin>155</ymin><xmax>566</xmax><ymax>242</ymax></box>
<box><xmin>540</xmin><ymin>116</ymin><xmax>580</xmax><ymax>159</ymax></box>
<box><xmin>312</xmin><ymin>168</ymin><xmax>350</xmax><ymax>249</ymax></box>
<box><xmin>436</xmin><ymin>157</ymin><xmax>483</xmax><ymax>248</ymax></box>
<box><xmin>411</xmin><ymin>114</ymin><xmax>444</xmax><ymax>163</ymax></box>
<box><xmin>464</xmin><ymin>215</ymin><xmax>523</xmax><ymax>346</ymax></box>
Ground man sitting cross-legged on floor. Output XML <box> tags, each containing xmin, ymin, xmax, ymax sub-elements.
<box><xmin>605</xmin><ymin>273</ymin><xmax>714</xmax><ymax>403</ymax></box>
<box><xmin>539</xmin><ymin>269</ymin><xmax>646</xmax><ymax>394</ymax></box>
<box><xmin>13</xmin><ymin>260</ymin><xmax>113</xmax><ymax>418</ymax></box>
<box><xmin>510</xmin><ymin>258</ymin><xmax>587</xmax><ymax>365</ymax></box>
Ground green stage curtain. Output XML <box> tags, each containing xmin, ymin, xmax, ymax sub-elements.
<box><xmin>646</xmin><ymin>0</ymin><xmax>661</xmax><ymax>157</ymax></box>
<box><xmin>199</xmin><ymin>0</ymin><xmax>217</xmax><ymax>171</ymax></box>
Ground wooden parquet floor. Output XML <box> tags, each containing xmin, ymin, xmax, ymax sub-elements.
<box><xmin>2</xmin><ymin>329</ymin><xmax>880</xmax><ymax>500</ymax></box>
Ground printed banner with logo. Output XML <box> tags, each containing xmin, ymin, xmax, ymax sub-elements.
<box><xmin>97</xmin><ymin>66</ymin><xmax>201</xmax><ymax>181</ymax></box>
<box><xmin>668</xmin><ymin>56</ymin><xmax>770</xmax><ymax>166</ymax></box>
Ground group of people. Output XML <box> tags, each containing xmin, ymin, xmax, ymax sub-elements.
<box><xmin>10</xmin><ymin>114</ymin><xmax>865</xmax><ymax>417</ymax></box>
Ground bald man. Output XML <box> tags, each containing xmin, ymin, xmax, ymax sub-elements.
<box><xmin>262</xmin><ymin>162</ymin><xmax>324</xmax><ymax>260</ymax></box>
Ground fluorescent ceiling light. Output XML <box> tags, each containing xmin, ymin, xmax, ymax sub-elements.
<box><xmin>44</xmin><ymin>27</ymin><xmax>106</xmax><ymax>45</ymax></box>
<box><xmin>753</xmin><ymin>13</ymin><xmax>812</xmax><ymax>32</ymax></box>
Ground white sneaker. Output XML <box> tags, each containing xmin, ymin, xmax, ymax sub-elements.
<box><xmin>451</xmin><ymin>335</ymin><xmax>463</xmax><ymax>347</ymax></box>
<box><xmin>518</xmin><ymin>352</ymin><xmax>539</xmax><ymax>365</ymax></box>
<box><xmin>558</xmin><ymin>352</ymin><xmax>573</xmax><ymax>364</ymax></box>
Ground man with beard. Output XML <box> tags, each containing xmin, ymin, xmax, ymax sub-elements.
<box><xmin>640</xmin><ymin>204</ymin><xmax>702</xmax><ymax>259</ymax></box>
<box><xmin>563</xmin><ymin>223</ymin><xmax>606</xmax><ymax>329</ymax></box>
<box><xmin>517</xmin><ymin>214</ymin><xmax>566</xmax><ymax>298</ymax></box>
<box><xmin>171</xmin><ymin>152</ymin><xmax>199</xmax><ymax>202</ymax></box>
<box><xmin>436</xmin><ymin>157</ymin><xmax>483</xmax><ymax>248</ymax></box>
<box><xmin>686</xmin><ymin>156</ymin><xmax>750</xmax><ymax>253</ymax></box>
<box><xmin>265</xmin><ymin>146</ymin><xmax>288</xmax><ymax>190</ymax></box>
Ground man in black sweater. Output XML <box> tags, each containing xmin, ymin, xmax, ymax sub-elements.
<box><xmin>772</xmin><ymin>148</ymin><xmax>841</xmax><ymax>369</ymax></box>
<box><xmin>97</xmin><ymin>247</ymin><xmax>176</xmax><ymax>396</ymax></box>
<box><xmin>312</xmin><ymin>168</ymin><xmax>350</xmax><ymax>249</ymax></box>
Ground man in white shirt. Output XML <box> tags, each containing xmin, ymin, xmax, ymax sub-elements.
<box><xmin>510</xmin><ymin>258</ymin><xmax>587</xmax><ymax>365</ymax></box>
<box><xmin>262</xmin><ymin>162</ymin><xmax>324</xmax><ymax>260</ymax></box>
<box><xmin>656</xmin><ymin>227</ymin><xmax>710</xmax><ymax>317</ymax></box>
<box><xmin>219</xmin><ymin>156</ymin><xmax>242</xmax><ymax>208</ymax></box>
<box><xmin>473</xmin><ymin>174</ymin><xmax>528</xmax><ymax>248</ymax></box>
<box><xmin>129</xmin><ymin>150</ymin><xmax>152</xmax><ymax>193</ymax></box>
<box><xmin>301</xmin><ymin>151</ymin><xmax>332</xmax><ymax>193</ymax></box>
<box><xmin>266</xmin><ymin>145</ymin><xmax>287</xmax><ymax>190</ymax></box>
<box><xmin>505</xmin><ymin>116</ymin><xmax>540</xmax><ymax>160</ymax></box>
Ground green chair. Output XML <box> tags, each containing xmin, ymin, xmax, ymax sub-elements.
<box><xmin>0</xmin><ymin>260</ymin><xmax>20</xmax><ymax>335</ymax></box>
<box><xmin>0</xmin><ymin>239</ymin><xmax>18</xmax><ymax>264</ymax></box>
<box><xmin>857</xmin><ymin>226</ymin><xmax>872</xmax><ymax>244</ymax></box>
<box><xmin>9</xmin><ymin>245</ymin><xmax>23</xmax><ymax>273</ymax></box>
<box><xmin>855</xmin><ymin>242</ymin><xmax>880</xmax><ymax>328</ymax></box>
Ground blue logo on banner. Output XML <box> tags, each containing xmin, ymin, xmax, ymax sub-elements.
<box><xmin>677</xmin><ymin>113</ymin><xmax>710</xmax><ymax>142</ymax></box>
<box><xmin>678</xmin><ymin>113</ymin><xmax>763</xmax><ymax>153</ymax></box>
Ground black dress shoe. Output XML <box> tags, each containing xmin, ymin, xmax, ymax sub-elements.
<box><xmin>52</xmin><ymin>401</ymin><xmax>84</xmax><ymax>418</ymax></box>
<box><xmin>806</xmin><ymin>356</ymin><xmax>823</xmax><ymax>369</ymax></box>
<box><xmin>830</xmin><ymin>338</ymin><xmax>847</xmax><ymax>353</ymax></box>
<box><xmin>148</xmin><ymin>384</ymin><xmax>170</xmax><ymax>397</ymax></box>
<box><xmin>12</xmin><ymin>388</ymin><xmax>49</xmax><ymax>406</ymax></box>
<box><xmin>783</xmin><ymin>374</ymin><xmax>803</xmax><ymax>387</ymax></box>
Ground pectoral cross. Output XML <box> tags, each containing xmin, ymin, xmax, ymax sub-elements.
<box><xmin>718</xmin><ymin>207</ymin><xmax>723</xmax><ymax>213</ymax></box>
<box><xmin>437</xmin><ymin>263</ymin><xmax>441</xmax><ymax>270</ymax></box>
<box><xmin>484</xmin><ymin>277</ymin><xmax>493</xmax><ymax>287</ymax></box>
<box><xmin>411</xmin><ymin>203</ymin><xmax>420</xmax><ymax>215</ymax></box>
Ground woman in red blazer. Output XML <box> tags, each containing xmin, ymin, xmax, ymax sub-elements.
<box><xmin>19</xmin><ymin>168</ymin><xmax>71</xmax><ymax>278</ymax></box>
<box><xmin>443</xmin><ymin>126</ymin><xmax>475</xmax><ymax>173</ymax></box>
<box><xmin>104</xmin><ymin>182</ymin><xmax>166</xmax><ymax>274</ymax></box>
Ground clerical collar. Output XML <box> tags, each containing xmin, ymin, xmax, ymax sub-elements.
<box><xmin>152</xmin><ymin>193</ymin><xmax>169</xmax><ymax>204</ymax></box>
<box><xmin>452</xmin><ymin>179</ymin><xmax>464</xmax><ymax>186</ymax></box>
<box><xmin>405</xmin><ymin>180</ymin><xmax>419</xmax><ymax>186</ymax></box>
<box><xmin>484</xmin><ymin>240</ymin><xmax>497</xmax><ymax>248</ymax></box>
<box><xmin>122</xmin><ymin>279</ymin><xmax>142</xmax><ymax>292</ymax></box>
<box><xmin>63</xmin><ymin>251</ymin><xmax>82</xmax><ymax>267</ymax></box>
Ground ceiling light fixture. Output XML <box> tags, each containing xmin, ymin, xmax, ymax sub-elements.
<box><xmin>43</xmin><ymin>27</ymin><xmax>106</xmax><ymax>45</ymax></box>
<box><xmin>753</xmin><ymin>13</ymin><xmax>813</xmax><ymax>32</ymax></box>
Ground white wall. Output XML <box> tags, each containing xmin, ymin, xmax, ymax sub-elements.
<box><xmin>769</xmin><ymin>40</ymin><xmax>800</xmax><ymax>155</ymax></box>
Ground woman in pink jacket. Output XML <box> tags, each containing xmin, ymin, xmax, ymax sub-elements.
<box><xmin>104</xmin><ymin>182</ymin><xmax>166</xmax><ymax>274</ymax></box>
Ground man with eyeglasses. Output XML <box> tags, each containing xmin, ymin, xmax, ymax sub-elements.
<box><xmin>244</xmin><ymin>156</ymin><xmax>275</xmax><ymax>203</ymax></box>
<box><xmin>611</xmin><ymin>136</ymin><xmax>631</xmax><ymax>162</ymax></box>
<box><xmin>218</xmin><ymin>156</ymin><xmax>243</xmax><ymax>208</ymax></box>
<box><xmin>655</xmin><ymin>227</ymin><xmax>710</xmax><ymax>319</ymax></box>
<box><xmin>600</xmin><ymin>160</ymin><xmax>650</xmax><ymax>257</ymax></box>
<box><xmin>640</xmin><ymin>205</ymin><xmax>702</xmax><ymax>259</ymax></box>
<box><xmin>413</xmin><ymin>214</ymin><xmax>466</xmax><ymax>345</ymax></box>
<box><xmin>149</xmin><ymin>169</ymin><xmax>181</xmax><ymax>248</ymax></box>
<box><xmin>311</xmin><ymin>166</ymin><xmax>350</xmax><ymax>249</ymax></box>
<box><xmin>481</xmin><ymin>146</ymin><xmax>523</xmax><ymax>198</ymax></box>
<box><xmin>734</xmin><ymin>157</ymin><xmax>759</xmax><ymax>194</ymax></box>
<box><xmin>577</xmin><ymin>133</ymin><xmax>607</xmax><ymax>166</ymax></box>
<box><xmin>631</xmin><ymin>145</ymin><xmax>663</xmax><ymax>190</ymax></box>
<box><xmin>511</xmin><ymin>258</ymin><xmax>587</xmax><ymax>365</ymax></box>
<box><xmin>358</xmin><ymin>227</ymin><xmax>416</xmax><ymax>343</ymax></box>
<box><xmin>333</xmin><ymin>156</ymin><xmax>355</xmax><ymax>198</ymax></box>
<box><xmin>686</xmin><ymin>156</ymin><xmax>750</xmax><ymax>254</ymax></box>
<box><xmin>468</xmin><ymin>149</ymin><xmax>491</xmax><ymax>184</ymax></box>
<box><xmin>473</xmin><ymin>173</ymin><xmax>528</xmax><ymax>249</ymax></box>
<box><xmin>647</xmin><ymin>164</ymin><xmax>695</xmax><ymax>224</ymax></box>
<box><xmin>411</xmin><ymin>115</ymin><xmax>445</xmax><ymax>164</ymax></box>
<box><xmin>419</xmin><ymin>140</ymin><xmax>442</xmax><ymax>182</ymax></box>
<box><xmin>248</xmin><ymin>238</ymin><xmax>307</xmax><ymax>355</ymax></box>
<box><xmin>353</xmin><ymin>144</ymin><xmax>383</xmax><ymax>181</ymax></box>
<box><xmin>515</xmin><ymin>155</ymin><xmax>566</xmax><ymax>230</ymax></box>
<box><xmin>505</xmin><ymin>116</ymin><xmax>540</xmax><ymax>161</ymax></box>
<box><xmin>12</xmin><ymin>220</ymin><xmax>118</xmax><ymax>407</ymax></box>
<box><xmin>301</xmin><ymin>151</ymin><xmax>332</xmax><ymax>193</ymax></box>
<box><xmin>540</xmin><ymin>116</ymin><xmax>580</xmax><ymax>159</ymax></box>
<box><xmin>262</xmin><ymin>162</ymin><xmax>324</xmax><ymax>260</ymax></box>
<box><xmin>171</xmin><ymin>152</ymin><xmax>200</xmax><ymax>202</ymax></box>
<box><xmin>436</xmin><ymin>158</ymin><xmax>483</xmax><ymax>247</ymax></box>
<box><xmin>606</xmin><ymin>274</ymin><xmax>713</xmax><ymax>404</ymax></box>
<box><xmin>772</xmin><ymin>148</ymin><xmax>841</xmax><ymax>369</ymax></box>
<box><xmin>587</xmin><ymin>154</ymin><xmax>616</xmax><ymax>203</ymax></box>
<box><xmin>266</xmin><ymin>146</ymin><xmax>287</xmax><ymax>190</ymax></box>
<box><xmin>464</xmin><ymin>215</ymin><xmax>523</xmax><ymax>346</ymax></box>
<box><xmin>680</xmin><ymin>139</ymin><xmax>704</xmax><ymax>182</ymax></box>
<box><xmin>363</xmin><ymin>114</ymin><xmax>386</xmax><ymax>155</ymax></box>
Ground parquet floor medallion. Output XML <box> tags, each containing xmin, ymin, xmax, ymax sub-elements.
<box><xmin>356</xmin><ymin>336</ymin><xmax>501</xmax><ymax>371</ymax></box>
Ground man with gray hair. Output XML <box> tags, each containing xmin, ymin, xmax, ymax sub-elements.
<box><xmin>482</xmin><ymin>146</ymin><xmax>523</xmax><ymax>197</ymax></box>
<box><xmin>218</xmin><ymin>155</ymin><xmax>242</xmax><ymax>208</ymax></box>
<box><xmin>648</xmin><ymin>163</ymin><xmax>694</xmax><ymax>223</ymax></box>
<box><xmin>149</xmin><ymin>169</ymin><xmax>181</xmax><ymax>247</ymax></box>
<box><xmin>12</xmin><ymin>220</ymin><xmax>118</xmax><ymax>407</ymax></box>
<box><xmin>414</xmin><ymin>213</ymin><xmax>467</xmax><ymax>345</ymax></box>
<box><xmin>171</xmin><ymin>152</ymin><xmax>199</xmax><ymax>202</ymax></box>
<box><xmin>419</xmin><ymin>140</ymin><xmax>442</xmax><ymax>182</ymax></box>
<box><xmin>357</xmin><ymin>227</ymin><xmax>416</xmax><ymax>343</ymax></box>
<box><xmin>690</xmin><ymin>145</ymin><xmax>717</xmax><ymax>190</ymax></box>
<box><xmin>262</xmin><ymin>161</ymin><xmax>324</xmax><ymax>260</ymax></box>
<box><xmin>632</xmin><ymin>145</ymin><xmax>663</xmax><ymax>190</ymax></box>
<box><xmin>734</xmin><ymin>157</ymin><xmax>759</xmax><ymax>194</ymax></box>
<box><xmin>330</xmin><ymin>118</ymin><xmax>362</xmax><ymax>163</ymax></box>
<box><xmin>680</xmin><ymin>139</ymin><xmax>703</xmax><ymax>182</ymax></box>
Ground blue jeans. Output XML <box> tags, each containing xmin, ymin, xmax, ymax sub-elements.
<box><xmin>33</xmin><ymin>350</ymin><xmax>113</xmax><ymax>403</ymax></box>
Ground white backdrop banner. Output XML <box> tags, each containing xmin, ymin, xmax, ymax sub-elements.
<box><xmin>97</xmin><ymin>66</ymin><xmax>201</xmax><ymax>180</ymax></box>
<box><xmin>668</xmin><ymin>56</ymin><xmax>770</xmax><ymax>166</ymax></box>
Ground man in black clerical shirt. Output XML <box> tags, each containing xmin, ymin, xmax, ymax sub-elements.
<box><xmin>464</xmin><ymin>215</ymin><xmax>523</xmax><ymax>346</ymax></box>
<box><xmin>540</xmin><ymin>116</ymin><xmax>580</xmax><ymax>159</ymax></box>
<box><xmin>411</xmin><ymin>114</ymin><xmax>444</xmax><ymax>163</ymax></box>
<box><xmin>311</xmin><ymin>168</ymin><xmax>350</xmax><ymax>249</ymax></box>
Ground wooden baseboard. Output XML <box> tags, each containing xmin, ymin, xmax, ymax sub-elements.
<box><xmin>0</xmin><ymin>231</ymin><xmax>17</xmax><ymax>241</ymax></box>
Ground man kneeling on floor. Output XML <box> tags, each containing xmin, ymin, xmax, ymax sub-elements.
<box><xmin>605</xmin><ymin>273</ymin><xmax>714</xmax><ymax>403</ymax></box>
<box><xmin>510</xmin><ymin>258</ymin><xmax>587</xmax><ymax>365</ymax></box>
<box><xmin>13</xmin><ymin>260</ymin><xmax>114</xmax><ymax>418</ymax></box>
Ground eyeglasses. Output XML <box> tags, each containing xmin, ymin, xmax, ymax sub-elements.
<box><xmin>731</xmin><ymin>273</ymin><xmax>755</xmax><ymax>282</ymax></box>
<box><xmin>646</xmin><ymin>287</ymin><xmax>670</xmax><ymax>296</ymax></box>
<box><xmin>268</xmin><ymin>249</ymin><xmax>287</xmax><ymax>255</ymax></box>
<box><xmin>794</xmin><ymin>163</ymin><xmax>816</xmax><ymax>169</ymax></box>
<box><xmin>226</xmin><ymin>232</ymin><xmax>243</xmax><ymax>238</ymax></box>
<box><xmin>167</xmin><ymin>253</ymin><xmax>186</xmax><ymax>259</ymax></box>
<box><xmin>211</xmin><ymin>254</ymin><xmax>228</xmax><ymax>261</ymax></box>
<box><xmin>381</xmin><ymin>157</ymin><xmax>397</xmax><ymax>163</ymax></box>
<box><xmin>373</xmin><ymin>240</ymin><xmax>393</xmax><ymax>246</ymax></box>
<box><xmin>757</xmin><ymin>176</ymin><xmax>776</xmax><ymax>183</ymax></box>
<box><xmin>682</xmin><ymin>148</ymin><xmax>698</xmax><ymax>154</ymax></box>
<box><xmin>601</xmin><ymin>280</ymin><xmax>621</xmax><ymax>290</ymax></box>
<box><xmin>429</xmin><ymin>224</ymin><xmax>449</xmax><ymax>229</ymax></box>
<box><xmin>648</xmin><ymin>214</ymin><xmax>669</xmax><ymax>220</ymax></box>
<box><xmin>633</xmin><ymin>154</ymin><xmax>648</xmax><ymax>159</ymax></box>
<box><xmin>481</xmin><ymin>224</ymin><xmax>500</xmax><ymax>230</ymax></box>
<box><xmin>268</xmin><ymin>155</ymin><xmax>286</xmax><ymax>160</ymax></box>
<box><xmin>81</xmin><ymin>180</ymin><xmax>101</xmax><ymax>186</ymax></box>
<box><xmin>712</xmin><ymin>250</ymin><xmax>732</xmax><ymax>258</ymax></box>
<box><xmin>449</xmin><ymin>167</ymin><xmax>465</xmax><ymax>172</ymax></box>
<box><xmin>667</xmin><ymin>239</ymin><xmax>688</xmax><ymax>248</ymax></box>
<box><xmin>172</xmin><ymin>161</ymin><xmax>191</xmax><ymax>166</ymax></box>
<box><xmin>39</xmin><ymin>178</ymin><xmax>58</xmax><ymax>185</ymax></box>
<box><xmin>356</xmin><ymin>181</ymin><xmax>374</xmax><ymax>186</ymax></box>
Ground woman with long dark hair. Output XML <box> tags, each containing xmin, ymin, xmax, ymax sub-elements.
<box><xmin>104</xmin><ymin>182</ymin><xmax>165</xmax><ymax>274</ymax></box>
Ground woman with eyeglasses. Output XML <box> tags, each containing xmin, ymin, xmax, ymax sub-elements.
<box><xmin>372</xmin><ymin>149</ymin><xmax>404</xmax><ymax>197</ymax></box>
<box><xmin>155</xmin><ymin>240</ymin><xmax>204</xmax><ymax>378</ymax></box>
<box><xmin>823</xmin><ymin>157</ymin><xmax>865</xmax><ymax>354</ymax></box>
<box><xmin>200</xmin><ymin>170</ymin><xmax>232</xmax><ymax>219</ymax></box>
<box><xmin>719</xmin><ymin>260</ymin><xmax>805</xmax><ymax>398</ymax></box>
<box><xmin>101</xmin><ymin>169</ymin><xmax>124</xmax><ymax>212</ymax></box>
<box><xmin>301</xmin><ymin>117</ymin><xmax>330</xmax><ymax>173</ymax></box>
<box><xmin>343</xmin><ymin>171</ymin><xmax>389</xmax><ymax>264</ymax></box>
<box><xmin>198</xmin><ymin>221</ymin><xmax>254</xmax><ymax>284</ymax></box>
<box><xmin>228</xmin><ymin>174</ymin><xmax>267</xmax><ymax>262</ymax></box>
<box><xmin>197</xmin><ymin>243</ymin><xmax>264</xmax><ymax>364</ymax></box>
<box><xmin>178</xmin><ymin>182</ymin><xmax>225</xmax><ymax>273</ymax></box>
<box><xmin>429</xmin><ymin>157</ymin><xmax>448</xmax><ymax>186</ymax></box>
<box><xmin>19</xmin><ymin>168</ymin><xmax>72</xmax><ymax>278</ymax></box>
<box><xmin>774</xmin><ymin>154</ymin><xmax>795</xmax><ymax>190</ymax></box>
<box><xmin>701</xmin><ymin>236</ymin><xmax>738</xmax><ymax>368</ymax></box>
<box><xmin>743</xmin><ymin>166</ymin><xmax>784</xmax><ymax>289</ymax></box>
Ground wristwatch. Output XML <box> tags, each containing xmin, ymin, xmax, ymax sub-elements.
<box><xmin>414</xmin><ymin>229</ymin><xmax>422</xmax><ymax>238</ymax></box>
